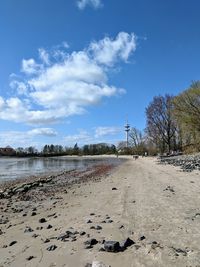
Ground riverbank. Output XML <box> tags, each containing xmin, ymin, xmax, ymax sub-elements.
<box><xmin>0</xmin><ymin>156</ymin><xmax>200</xmax><ymax>266</ymax></box>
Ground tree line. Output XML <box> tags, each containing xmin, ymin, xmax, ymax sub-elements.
<box><xmin>3</xmin><ymin>143</ymin><xmax>117</xmax><ymax>157</ymax></box>
<box><xmin>129</xmin><ymin>81</ymin><xmax>200</xmax><ymax>155</ymax></box>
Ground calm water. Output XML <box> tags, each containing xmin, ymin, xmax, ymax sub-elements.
<box><xmin>0</xmin><ymin>156</ymin><xmax>121</xmax><ymax>181</ymax></box>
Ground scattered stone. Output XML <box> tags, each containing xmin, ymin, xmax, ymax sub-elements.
<box><xmin>43</xmin><ymin>238</ymin><xmax>50</xmax><ymax>243</ymax></box>
<box><xmin>32</xmin><ymin>234</ymin><xmax>39</xmax><ymax>238</ymax></box>
<box><xmin>36</xmin><ymin>226</ymin><xmax>43</xmax><ymax>230</ymax></box>
<box><xmin>103</xmin><ymin>241</ymin><xmax>121</xmax><ymax>252</ymax></box>
<box><xmin>47</xmin><ymin>244</ymin><xmax>57</xmax><ymax>251</ymax></box>
<box><xmin>39</xmin><ymin>218</ymin><xmax>46</xmax><ymax>223</ymax></box>
<box><xmin>80</xmin><ymin>231</ymin><xmax>86</xmax><ymax>236</ymax></box>
<box><xmin>112</xmin><ymin>187</ymin><xmax>117</xmax><ymax>190</ymax></box>
<box><xmin>9</xmin><ymin>241</ymin><xmax>17</xmax><ymax>246</ymax></box>
<box><xmin>31</xmin><ymin>212</ymin><xmax>37</xmax><ymax>216</ymax></box>
<box><xmin>26</xmin><ymin>255</ymin><xmax>35</xmax><ymax>261</ymax></box>
<box><xmin>84</xmin><ymin>238</ymin><xmax>98</xmax><ymax>249</ymax></box>
<box><xmin>159</xmin><ymin>154</ymin><xmax>200</xmax><ymax>172</ymax></box>
<box><xmin>47</xmin><ymin>224</ymin><xmax>53</xmax><ymax>229</ymax></box>
<box><xmin>120</xmin><ymin>238</ymin><xmax>135</xmax><ymax>250</ymax></box>
<box><xmin>139</xmin><ymin>235</ymin><xmax>146</xmax><ymax>241</ymax></box>
<box><xmin>24</xmin><ymin>227</ymin><xmax>34</xmax><ymax>233</ymax></box>
<box><xmin>86</xmin><ymin>219</ymin><xmax>92</xmax><ymax>224</ymax></box>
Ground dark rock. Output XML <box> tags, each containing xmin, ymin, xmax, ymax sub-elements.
<box><xmin>43</xmin><ymin>238</ymin><xmax>50</xmax><ymax>243</ymax></box>
<box><xmin>24</xmin><ymin>227</ymin><xmax>34</xmax><ymax>233</ymax></box>
<box><xmin>112</xmin><ymin>187</ymin><xmax>117</xmax><ymax>190</ymax></box>
<box><xmin>139</xmin><ymin>236</ymin><xmax>146</xmax><ymax>241</ymax></box>
<box><xmin>47</xmin><ymin>245</ymin><xmax>57</xmax><ymax>251</ymax></box>
<box><xmin>86</xmin><ymin>219</ymin><xmax>92</xmax><ymax>223</ymax></box>
<box><xmin>120</xmin><ymin>238</ymin><xmax>135</xmax><ymax>250</ymax></box>
<box><xmin>39</xmin><ymin>218</ymin><xmax>46</xmax><ymax>223</ymax></box>
<box><xmin>31</xmin><ymin>212</ymin><xmax>37</xmax><ymax>216</ymax></box>
<box><xmin>32</xmin><ymin>234</ymin><xmax>39</xmax><ymax>238</ymax></box>
<box><xmin>9</xmin><ymin>241</ymin><xmax>17</xmax><ymax>246</ymax></box>
<box><xmin>80</xmin><ymin>231</ymin><xmax>86</xmax><ymax>236</ymax></box>
<box><xmin>96</xmin><ymin>225</ymin><xmax>102</xmax><ymax>230</ymax></box>
<box><xmin>26</xmin><ymin>256</ymin><xmax>35</xmax><ymax>261</ymax></box>
<box><xmin>36</xmin><ymin>226</ymin><xmax>43</xmax><ymax>230</ymax></box>
<box><xmin>103</xmin><ymin>241</ymin><xmax>121</xmax><ymax>252</ymax></box>
<box><xmin>84</xmin><ymin>238</ymin><xmax>98</xmax><ymax>248</ymax></box>
<box><xmin>47</xmin><ymin>224</ymin><xmax>53</xmax><ymax>229</ymax></box>
<box><xmin>85</xmin><ymin>264</ymin><xmax>92</xmax><ymax>267</ymax></box>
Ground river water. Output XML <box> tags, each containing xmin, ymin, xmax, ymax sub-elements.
<box><xmin>0</xmin><ymin>156</ymin><xmax>121</xmax><ymax>181</ymax></box>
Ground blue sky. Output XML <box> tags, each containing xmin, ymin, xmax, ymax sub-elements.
<box><xmin>0</xmin><ymin>0</ymin><xmax>200</xmax><ymax>149</ymax></box>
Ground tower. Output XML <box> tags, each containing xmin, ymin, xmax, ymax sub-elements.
<box><xmin>125</xmin><ymin>121</ymin><xmax>130</xmax><ymax>147</ymax></box>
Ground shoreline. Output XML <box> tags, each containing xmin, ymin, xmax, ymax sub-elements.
<box><xmin>1</xmin><ymin>157</ymin><xmax>200</xmax><ymax>266</ymax></box>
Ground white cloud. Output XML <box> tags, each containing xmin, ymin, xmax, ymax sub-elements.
<box><xmin>38</xmin><ymin>48</ymin><xmax>50</xmax><ymax>65</ymax></box>
<box><xmin>95</xmin><ymin>126</ymin><xmax>121</xmax><ymax>138</ymax></box>
<box><xmin>28</xmin><ymin>128</ymin><xmax>58</xmax><ymax>136</ymax></box>
<box><xmin>21</xmin><ymin>58</ymin><xmax>42</xmax><ymax>75</ymax></box>
<box><xmin>77</xmin><ymin>0</ymin><xmax>102</xmax><ymax>10</ymax></box>
<box><xmin>0</xmin><ymin>128</ymin><xmax>57</xmax><ymax>148</ymax></box>
<box><xmin>0</xmin><ymin>32</ymin><xmax>136</xmax><ymax>125</ymax></box>
<box><xmin>89</xmin><ymin>32</ymin><xmax>136</xmax><ymax>66</ymax></box>
<box><xmin>64</xmin><ymin>130</ymin><xmax>92</xmax><ymax>145</ymax></box>
<box><xmin>64</xmin><ymin>126</ymin><xmax>122</xmax><ymax>146</ymax></box>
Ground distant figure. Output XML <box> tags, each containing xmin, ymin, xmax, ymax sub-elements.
<box><xmin>144</xmin><ymin>152</ymin><xmax>148</xmax><ymax>157</ymax></box>
<box><xmin>133</xmin><ymin>155</ymin><xmax>139</xmax><ymax>160</ymax></box>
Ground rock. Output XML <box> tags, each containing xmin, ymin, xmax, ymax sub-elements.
<box><xmin>36</xmin><ymin>226</ymin><xmax>43</xmax><ymax>230</ymax></box>
<box><xmin>47</xmin><ymin>245</ymin><xmax>57</xmax><ymax>251</ymax></box>
<box><xmin>112</xmin><ymin>187</ymin><xmax>117</xmax><ymax>190</ymax></box>
<box><xmin>32</xmin><ymin>234</ymin><xmax>39</xmax><ymax>238</ymax></box>
<box><xmin>80</xmin><ymin>231</ymin><xmax>86</xmax><ymax>236</ymax></box>
<box><xmin>24</xmin><ymin>227</ymin><xmax>34</xmax><ymax>233</ymax></box>
<box><xmin>85</xmin><ymin>264</ymin><xmax>92</xmax><ymax>267</ymax></box>
<box><xmin>39</xmin><ymin>218</ymin><xmax>46</xmax><ymax>223</ymax></box>
<box><xmin>43</xmin><ymin>238</ymin><xmax>50</xmax><ymax>243</ymax></box>
<box><xmin>57</xmin><ymin>233</ymin><xmax>69</xmax><ymax>242</ymax></box>
<box><xmin>47</xmin><ymin>224</ymin><xmax>53</xmax><ymax>229</ymax></box>
<box><xmin>86</xmin><ymin>219</ymin><xmax>92</xmax><ymax>223</ymax></box>
<box><xmin>31</xmin><ymin>212</ymin><xmax>37</xmax><ymax>216</ymax></box>
<box><xmin>96</xmin><ymin>225</ymin><xmax>102</xmax><ymax>230</ymax></box>
<box><xmin>26</xmin><ymin>256</ymin><xmax>35</xmax><ymax>261</ymax></box>
<box><xmin>120</xmin><ymin>238</ymin><xmax>135</xmax><ymax>250</ymax></box>
<box><xmin>103</xmin><ymin>241</ymin><xmax>121</xmax><ymax>252</ymax></box>
<box><xmin>9</xmin><ymin>241</ymin><xmax>17</xmax><ymax>246</ymax></box>
<box><xmin>139</xmin><ymin>235</ymin><xmax>146</xmax><ymax>241</ymax></box>
<box><xmin>84</xmin><ymin>238</ymin><xmax>98</xmax><ymax>249</ymax></box>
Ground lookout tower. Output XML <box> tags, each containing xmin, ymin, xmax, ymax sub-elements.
<box><xmin>125</xmin><ymin>121</ymin><xmax>130</xmax><ymax>147</ymax></box>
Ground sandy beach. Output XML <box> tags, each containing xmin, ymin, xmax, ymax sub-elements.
<box><xmin>1</xmin><ymin>156</ymin><xmax>200</xmax><ymax>267</ymax></box>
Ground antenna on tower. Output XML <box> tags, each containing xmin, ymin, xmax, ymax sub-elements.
<box><xmin>124</xmin><ymin>116</ymin><xmax>130</xmax><ymax>148</ymax></box>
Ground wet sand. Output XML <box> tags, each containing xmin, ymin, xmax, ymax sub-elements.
<box><xmin>1</xmin><ymin>156</ymin><xmax>200</xmax><ymax>267</ymax></box>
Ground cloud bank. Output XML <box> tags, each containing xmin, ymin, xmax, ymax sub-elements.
<box><xmin>0</xmin><ymin>32</ymin><xmax>136</xmax><ymax>125</ymax></box>
<box><xmin>77</xmin><ymin>0</ymin><xmax>103</xmax><ymax>10</ymax></box>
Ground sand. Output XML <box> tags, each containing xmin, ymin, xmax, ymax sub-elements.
<box><xmin>1</xmin><ymin>156</ymin><xmax>200</xmax><ymax>267</ymax></box>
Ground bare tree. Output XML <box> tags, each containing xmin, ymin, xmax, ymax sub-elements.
<box><xmin>146</xmin><ymin>95</ymin><xmax>177</xmax><ymax>154</ymax></box>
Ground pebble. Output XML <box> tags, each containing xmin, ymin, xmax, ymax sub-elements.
<box><xmin>47</xmin><ymin>244</ymin><xmax>57</xmax><ymax>251</ymax></box>
<box><xmin>9</xmin><ymin>241</ymin><xmax>17</xmax><ymax>246</ymax></box>
<box><xmin>39</xmin><ymin>218</ymin><xmax>46</xmax><ymax>223</ymax></box>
